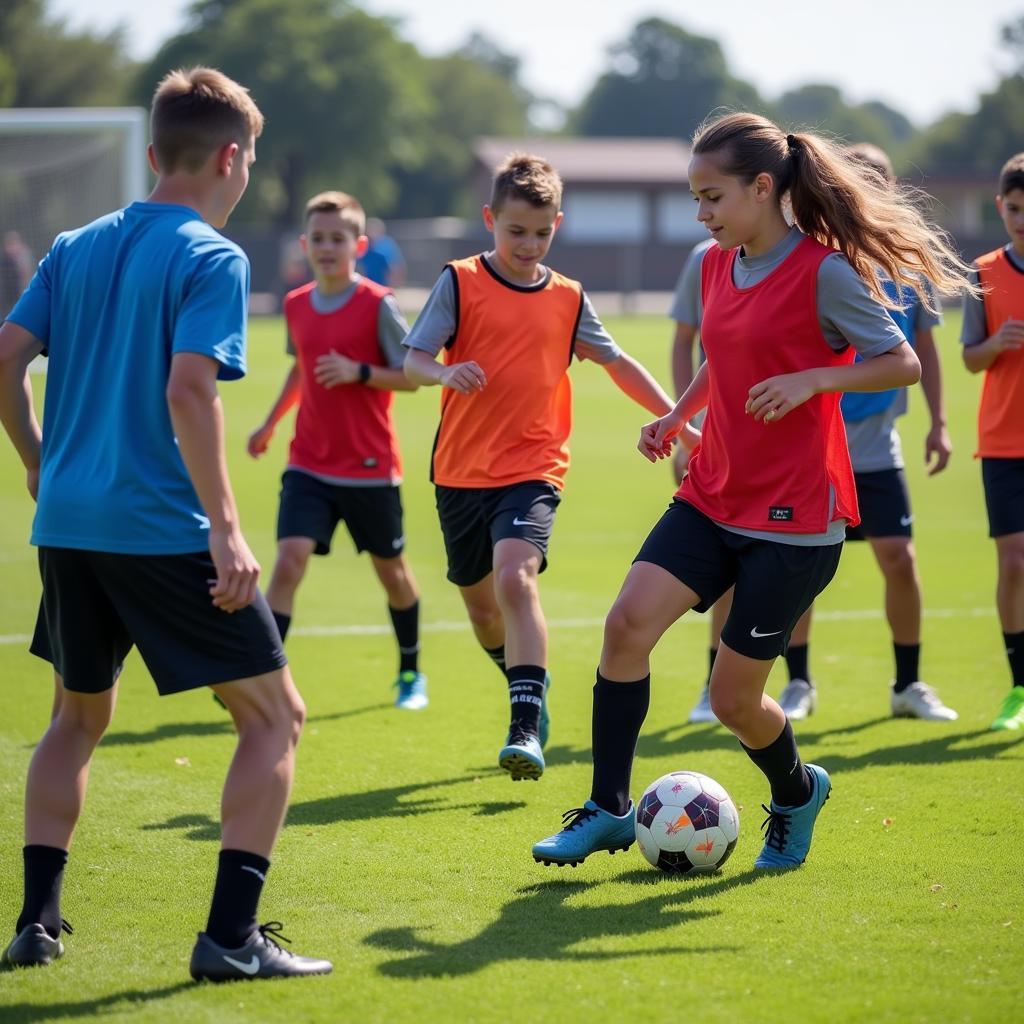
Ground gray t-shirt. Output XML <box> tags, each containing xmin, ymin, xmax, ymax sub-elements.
<box><xmin>693</xmin><ymin>227</ymin><xmax>907</xmax><ymax>546</ymax></box>
<box><xmin>961</xmin><ymin>245</ymin><xmax>1024</xmax><ymax>347</ymax></box>
<box><xmin>669</xmin><ymin>238</ymin><xmax>715</xmax><ymax>328</ymax></box>
<box><xmin>402</xmin><ymin>255</ymin><xmax>622</xmax><ymax>364</ymax></box>
<box><xmin>285</xmin><ymin>276</ymin><xmax>409</xmax><ymax>369</ymax></box>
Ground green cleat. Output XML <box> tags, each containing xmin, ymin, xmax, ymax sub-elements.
<box><xmin>990</xmin><ymin>685</ymin><xmax>1024</xmax><ymax>730</ymax></box>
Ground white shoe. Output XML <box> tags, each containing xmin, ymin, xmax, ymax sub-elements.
<box><xmin>688</xmin><ymin>686</ymin><xmax>717</xmax><ymax>724</ymax></box>
<box><xmin>778</xmin><ymin>678</ymin><xmax>816</xmax><ymax>720</ymax></box>
<box><xmin>891</xmin><ymin>681</ymin><xmax>958</xmax><ymax>721</ymax></box>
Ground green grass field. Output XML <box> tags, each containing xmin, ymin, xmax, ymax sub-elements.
<box><xmin>0</xmin><ymin>312</ymin><xmax>1020</xmax><ymax>1023</ymax></box>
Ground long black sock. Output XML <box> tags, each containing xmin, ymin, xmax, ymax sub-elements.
<box><xmin>205</xmin><ymin>849</ymin><xmax>270</xmax><ymax>949</ymax></box>
<box><xmin>1004</xmin><ymin>631</ymin><xmax>1024</xmax><ymax>687</ymax></box>
<box><xmin>741</xmin><ymin>720</ymin><xmax>813</xmax><ymax>808</ymax></box>
<box><xmin>590</xmin><ymin>671</ymin><xmax>651</xmax><ymax>816</ymax></box>
<box><xmin>389</xmin><ymin>601</ymin><xmax>420</xmax><ymax>674</ymax></box>
<box><xmin>507</xmin><ymin>664</ymin><xmax>546</xmax><ymax>736</ymax></box>
<box><xmin>893</xmin><ymin>643</ymin><xmax>921</xmax><ymax>692</ymax></box>
<box><xmin>17</xmin><ymin>845</ymin><xmax>68</xmax><ymax>939</ymax></box>
<box><xmin>272</xmin><ymin>611</ymin><xmax>291</xmax><ymax>643</ymax></box>
<box><xmin>484</xmin><ymin>644</ymin><xmax>506</xmax><ymax>676</ymax></box>
<box><xmin>786</xmin><ymin>643</ymin><xmax>810</xmax><ymax>683</ymax></box>
<box><xmin>706</xmin><ymin>647</ymin><xmax>718</xmax><ymax>685</ymax></box>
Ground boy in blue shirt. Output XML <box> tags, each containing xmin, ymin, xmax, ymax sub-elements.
<box><xmin>0</xmin><ymin>67</ymin><xmax>330</xmax><ymax>980</ymax></box>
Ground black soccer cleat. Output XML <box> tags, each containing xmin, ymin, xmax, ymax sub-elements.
<box><xmin>189</xmin><ymin>922</ymin><xmax>332</xmax><ymax>982</ymax></box>
<box><xmin>1</xmin><ymin>919</ymin><xmax>72</xmax><ymax>968</ymax></box>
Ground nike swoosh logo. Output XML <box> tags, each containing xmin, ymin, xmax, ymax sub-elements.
<box><xmin>512</xmin><ymin>517</ymin><xmax>533</xmax><ymax>527</ymax></box>
<box><xmin>900</xmin><ymin>515</ymin><xmax>914</xmax><ymax>526</ymax></box>
<box><xmin>750</xmin><ymin>626</ymin><xmax>784</xmax><ymax>638</ymax></box>
<box><xmin>223</xmin><ymin>954</ymin><xmax>260</xmax><ymax>975</ymax></box>
<box><xmin>392</xmin><ymin>536</ymin><xmax>405</xmax><ymax>549</ymax></box>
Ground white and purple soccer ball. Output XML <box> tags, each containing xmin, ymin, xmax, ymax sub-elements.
<box><xmin>635</xmin><ymin>771</ymin><xmax>740</xmax><ymax>873</ymax></box>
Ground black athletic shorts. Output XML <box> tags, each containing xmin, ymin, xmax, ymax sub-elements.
<box><xmin>845</xmin><ymin>468</ymin><xmax>913</xmax><ymax>541</ymax></box>
<box><xmin>31</xmin><ymin>547</ymin><xmax>287</xmax><ymax>696</ymax></box>
<box><xmin>634</xmin><ymin>499</ymin><xmax>843</xmax><ymax>660</ymax></box>
<box><xmin>435</xmin><ymin>480</ymin><xmax>561</xmax><ymax>587</ymax></box>
<box><xmin>982</xmin><ymin>457</ymin><xmax>1024</xmax><ymax>537</ymax></box>
<box><xmin>277</xmin><ymin>470</ymin><xmax>405</xmax><ymax>558</ymax></box>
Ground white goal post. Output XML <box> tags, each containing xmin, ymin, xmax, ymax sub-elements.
<box><xmin>0</xmin><ymin>108</ymin><xmax>149</xmax><ymax>284</ymax></box>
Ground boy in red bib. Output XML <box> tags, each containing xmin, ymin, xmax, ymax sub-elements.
<box><xmin>248</xmin><ymin>191</ymin><xmax>426</xmax><ymax>710</ymax></box>
<box><xmin>961</xmin><ymin>153</ymin><xmax>1024</xmax><ymax>730</ymax></box>
<box><xmin>532</xmin><ymin>113</ymin><xmax>974</xmax><ymax>871</ymax></box>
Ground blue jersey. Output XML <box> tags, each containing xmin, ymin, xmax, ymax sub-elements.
<box><xmin>356</xmin><ymin>235</ymin><xmax>403</xmax><ymax>286</ymax></box>
<box><xmin>8</xmin><ymin>202</ymin><xmax>249</xmax><ymax>554</ymax></box>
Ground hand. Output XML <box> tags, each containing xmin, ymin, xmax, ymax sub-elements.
<box><xmin>924</xmin><ymin>422</ymin><xmax>952</xmax><ymax>476</ymax></box>
<box><xmin>439</xmin><ymin>360</ymin><xmax>486</xmax><ymax>394</ymax></box>
<box><xmin>746</xmin><ymin>370</ymin><xmax>818</xmax><ymax>423</ymax></box>
<box><xmin>315</xmin><ymin>350</ymin><xmax>360</xmax><ymax>388</ymax></box>
<box><xmin>247</xmin><ymin>423</ymin><xmax>274</xmax><ymax>458</ymax></box>
<box><xmin>26</xmin><ymin>466</ymin><xmax>39</xmax><ymax>502</ymax></box>
<box><xmin>993</xmin><ymin>319</ymin><xmax>1024</xmax><ymax>352</ymax></box>
<box><xmin>208</xmin><ymin>526</ymin><xmax>260</xmax><ymax>613</ymax></box>
<box><xmin>638</xmin><ymin>410</ymin><xmax>684</xmax><ymax>463</ymax></box>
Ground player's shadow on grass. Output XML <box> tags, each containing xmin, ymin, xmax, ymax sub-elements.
<box><xmin>365</xmin><ymin>868</ymin><xmax>760</xmax><ymax>978</ymax></box>
<box><xmin>141</xmin><ymin>775</ymin><xmax>527</xmax><ymax>841</ymax></box>
<box><xmin>100</xmin><ymin>701</ymin><xmax>392</xmax><ymax>747</ymax></box>
<box><xmin>0</xmin><ymin>982</ymin><xmax>193</xmax><ymax>1023</ymax></box>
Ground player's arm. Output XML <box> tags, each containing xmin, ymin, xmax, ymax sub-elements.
<box><xmin>638</xmin><ymin>362</ymin><xmax>709</xmax><ymax>463</ymax></box>
<box><xmin>915</xmin><ymin>325</ymin><xmax>952</xmax><ymax>475</ymax></box>
<box><xmin>960</xmin><ymin>267</ymin><xmax>1024</xmax><ymax>372</ymax></box>
<box><xmin>603</xmin><ymin>352</ymin><xmax>674</xmax><ymax>417</ymax></box>
<box><xmin>248</xmin><ymin>361</ymin><xmax>301</xmax><ymax>457</ymax></box>
<box><xmin>0</xmin><ymin>321</ymin><xmax>44</xmax><ymax>499</ymax></box>
<box><xmin>167</xmin><ymin>352</ymin><xmax>259</xmax><ymax>613</ymax></box>
<box><xmin>671</xmin><ymin>322</ymin><xmax>698</xmax><ymax>401</ymax></box>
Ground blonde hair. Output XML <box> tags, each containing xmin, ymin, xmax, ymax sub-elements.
<box><xmin>151</xmin><ymin>67</ymin><xmax>264</xmax><ymax>173</ymax></box>
<box><xmin>304</xmin><ymin>191</ymin><xmax>365</xmax><ymax>236</ymax></box>
<box><xmin>693</xmin><ymin>112</ymin><xmax>975</xmax><ymax>310</ymax></box>
<box><xmin>490</xmin><ymin>153</ymin><xmax>563</xmax><ymax>212</ymax></box>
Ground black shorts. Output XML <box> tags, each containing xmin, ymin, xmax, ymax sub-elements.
<box><xmin>31</xmin><ymin>547</ymin><xmax>287</xmax><ymax>696</ymax></box>
<box><xmin>277</xmin><ymin>470</ymin><xmax>405</xmax><ymax>558</ymax></box>
<box><xmin>982</xmin><ymin>457</ymin><xmax>1024</xmax><ymax>537</ymax></box>
<box><xmin>634</xmin><ymin>500</ymin><xmax>843</xmax><ymax>660</ymax></box>
<box><xmin>435</xmin><ymin>481</ymin><xmax>561</xmax><ymax>587</ymax></box>
<box><xmin>845</xmin><ymin>468</ymin><xmax>913</xmax><ymax>541</ymax></box>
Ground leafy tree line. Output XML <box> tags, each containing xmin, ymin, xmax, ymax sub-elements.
<box><xmin>2</xmin><ymin>1</ymin><xmax>1021</xmax><ymax>224</ymax></box>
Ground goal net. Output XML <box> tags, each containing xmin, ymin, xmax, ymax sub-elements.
<box><xmin>0</xmin><ymin>108</ymin><xmax>148</xmax><ymax>296</ymax></box>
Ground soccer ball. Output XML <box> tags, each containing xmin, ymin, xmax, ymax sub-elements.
<box><xmin>635</xmin><ymin>771</ymin><xmax>740</xmax><ymax>873</ymax></box>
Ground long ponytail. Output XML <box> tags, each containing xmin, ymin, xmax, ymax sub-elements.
<box><xmin>692</xmin><ymin>112</ymin><xmax>976</xmax><ymax>310</ymax></box>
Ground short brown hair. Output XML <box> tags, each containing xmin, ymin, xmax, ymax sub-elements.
<box><xmin>846</xmin><ymin>142</ymin><xmax>895</xmax><ymax>185</ymax></box>
<box><xmin>303</xmin><ymin>191</ymin><xmax>365</xmax><ymax>236</ymax></box>
<box><xmin>999</xmin><ymin>153</ymin><xmax>1024</xmax><ymax>195</ymax></box>
<box><xmin>151</xmin><ymin>67</ymin><xmax>264</xmax><ymax>173</ymax></box>
<box><xmin>490</xmin><ymin>153</ymin><xmax>563</xmax><ymax>212</ymax></box>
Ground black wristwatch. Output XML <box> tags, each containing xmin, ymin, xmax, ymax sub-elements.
<box><xmin>358</xmin><ymin>363</ymin><xmax>371</xmax><ymax>384</ymax></box>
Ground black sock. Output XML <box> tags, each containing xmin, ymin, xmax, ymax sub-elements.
<box><xmin>1004</xmin><ymin>632</ymin><xmax>1024</xmax><ymax>687</ymax></box>
<box><xmin>893</xmin><ymin>643</ymin><xmax>921</xmax><ymax>692</ymax></box>
<box><xmin>507</xmin><ymin>664</ymin><xmax>546</xmax><ymax>735</ymax></box>
<box><xmin>389</xmin><ymin>601</ymin><xmax>420</xmax><ymax>674</ymax></box>
<box><xmin>17</xmin><ymin>845</ymin><xmax>68</xmax><ymax>940</ymax></box>
<box><xmin>590</xmin><ymin>671</ymin><xmax>650</xmax><ymax>816</ymax></box>
<box><xmin>706</xmin><ymin>647</ymin><xmax>718</xmax><ymax>685</ymax></box>
<box><xmin>272</xmin><ymin>611</ymin><xmax>291</xmax><ymax>643</ymax></box>
<box><xmin>786</xmin><ymin>643</ymin><xmax>810</xmax><ymax>683</ymax></box>
<box><xmin>741</xmin><ymin>720</ymin><xmax>813</xmax><ymax>808</ymax></box>
<box><xmin>484</xmin><ymin>644</ymin><xmax>506</xmax><ymax>677</ymax></box>
<box><xmin>205</xmin><ymin>849</ymin><xmax>270</xmax><ymax>949</ymax></box>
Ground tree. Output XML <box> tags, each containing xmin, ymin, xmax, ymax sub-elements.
<box><xmin>574</xmin><ymin>18</ymin><xmax>764</xmax><ymax>139</ymax></box>
<box><xmin>138</xmin><ymin>0</ymin><xmax>429</xmax><ymax>227</ymax></box>
<box><xmin>0</xmin><ymin>0</ymin><xmax>136</xmax><ymax>108</ymax></box>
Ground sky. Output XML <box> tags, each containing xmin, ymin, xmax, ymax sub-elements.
<box><xmin>51</xmin><ymin>0</ymin><xmax>1024</xmax><ymax>126</ymax></box>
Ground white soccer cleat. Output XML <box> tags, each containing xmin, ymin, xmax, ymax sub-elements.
<box><xmin>891</xmin><ymin>681</ymin><xmax>958</xmax><ymax>721</ymax></box>
<box><xmin>687</xmin><ymin>686</ymin><xmax>718</xmax><ymax>724</ymax></box>
<box><xmin>778</xmin><ymin>678</ymin><xmax>817</xmax><ymax>720</ymax></box>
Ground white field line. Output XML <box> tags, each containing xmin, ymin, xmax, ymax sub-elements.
<box><xmin>0</xmin><ymin>605</ymin><xmax>998</xmax><ymax>646</ymax></box>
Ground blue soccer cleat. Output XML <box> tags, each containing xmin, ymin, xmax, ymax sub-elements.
<box><xmin>539</xmin><ymin>673</ymin><xmax>552</xmax><ymax>749</ymax></box>
<box><xmin>498</xmin><ymin>723</ymin><xmax>545</xmax><ymax>781</ymax></box>
<box><xmin>394</xmin><ymin>671</ymin><xmax>428</xmax><ymax>711</ymax></box>
<box><xmin>754</xmin><ymin>763</ymin><xmax>831</xmax><ymax>870</ymax></box>
<box><xmin>532</xmin><ymin>800</ymin><xmax>636</xmax><ymax>866</ymax></box>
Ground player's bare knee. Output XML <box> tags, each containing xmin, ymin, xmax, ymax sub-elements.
<box><xmin>877</xmin><ymin>541</ymin><xmax>917</xmax><ymax>581</ymax></box>
<box><xmin>55</xmin><ymin>691</ymin><xmax>114</xmax><ymax>741</ymax></box>
<box><xmin>707</xmin><ymin>685</ymin><xmax>750</xmax><ymax>730</ymax></box>
<box><xmin>997</xmin><ymin>537</ymin><xmax>1024</xmax><ymax>582</ymax></box>
<box><xmin>274</xmin><ymin>542</ymin><xmax>311</xmax><ymax>587</ymax></box>
<box><xmin>603</xmin><ymin>599</ymin><xmax>649</xmax><ymax>654</ymax></box>
<box><xmin>493</xmin><ymin>561</ymin><xmax>536</xmax><ymax>609</ymax></box>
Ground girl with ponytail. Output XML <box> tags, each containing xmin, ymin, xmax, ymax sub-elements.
<box><xmin>531</xmin><ymin>112</ymin><xmax>975</xmax><ymax>872</ymax></box>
